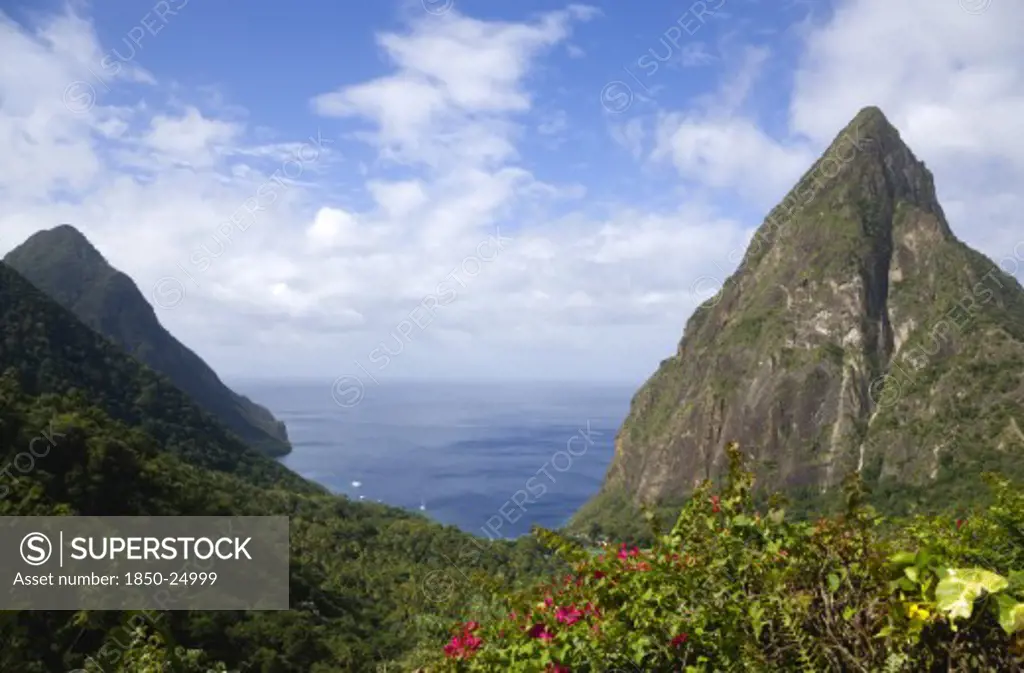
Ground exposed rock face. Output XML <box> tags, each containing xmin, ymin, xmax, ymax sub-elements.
<box><xmin>4</xmin><ymin>225</ymin><xmax>292</xmax><ymax>457</ymax></box>
<box><xmin>590</xmin><ymin>107</ymin><xmax>1024</xmax><ymax>513</ymax></box>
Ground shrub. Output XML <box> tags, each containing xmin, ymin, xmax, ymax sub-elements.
<box><xmin>426</xmin><ymin>444</ymin><xmax>1024</xmax><ymax>671</ymax></box>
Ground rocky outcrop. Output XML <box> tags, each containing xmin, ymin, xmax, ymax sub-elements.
<box><xmin>585</xmin><ymin>107</ymin><xmax>1024</xmax><ymax>517</ymax></box>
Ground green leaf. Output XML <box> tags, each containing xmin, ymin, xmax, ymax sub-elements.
<box><xmin>732</xmin><ymin>514</ymin><xmax>752</xmax><ymax>527</ymax></box>
<box><xmin>934</xmin><ymin>568</ymin><xmax>1009</xmax><ymax>621</ymax></box>
<box><xmin>996</xmin><ymin>595</ymin><xmax>1024</xmax><ymax>634</ymax></box>
<box><xmin>896</xmin><ymin>577</ymin><xmax>916</xmax><ymax>593</ymax></box>
<box><xmin>889</xmin><ymin>551</ymin><xmax>916</xmax><ymax>566</ymax></box>
<box><xmin>749</xmin><ymin>603</ymin><xmax>765</xmax><ymax>639</ymax></box>
<box><xmin>827</xmin><ymin>574</ymin><xmax>840</xmax><ymax>593</ymax></box>
<box><xmin>904</xmin><ymin>566</ymin><xmax>919</xmax><ymax>583</ymax></box>
<box><xmin>842</xmin><ymin>605</ymin><xmax>857</xmax><ymax>621</ymax></box>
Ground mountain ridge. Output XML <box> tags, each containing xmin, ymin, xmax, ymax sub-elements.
<box><xmin>3</xmin><ymin>225</ymin><xmax>292</xmax><ymax>457</ymax></box>
<box><xmin>576</xmin><ymin>106</ymin><xmax>1024</xmax><ymax>531</ymax></box>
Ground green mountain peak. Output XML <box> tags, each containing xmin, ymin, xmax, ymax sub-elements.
<box><xmin>4</xmin><ymin>226</ymin><xmax>293</xmax><ymax>457</ymax></box>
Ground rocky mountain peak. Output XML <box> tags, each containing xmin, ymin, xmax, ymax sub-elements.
<box><xmin>575</xmin><ymin>106</ymin><xmax>1024</xmax><ymax>526</ymax></box>
<box><xmin>25</xmin><ymin>223</ymin><xmax>110</xmax><ymax>264</ymax></box>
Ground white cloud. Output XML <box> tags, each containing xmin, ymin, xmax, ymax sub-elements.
<box><xmin>651</xmin><ymin>114</ymin><xmax>813</xmax><ymax>204</ymax></box>
<box><xmin>650</xmin><ymin>0</ymin><xmax>1024</xmax><ymax>266</ymax></box>
<box><xmin>787</xmin><ymin>0</ymin><xmax>1024</xmax><ymax>256</ymax></box>
<box><xmin>3</xmin><ymin>1</ymin><xmax>1020</xmax><ymax>385</ymax></box>
<box><xmin>306</xmin><ymin>207</ymin><xmax>361</xmax><ymax>248</ymax></box>
<box><xmin>367</xmin><ymin>179</ymin><xmax>428</xmax><ymax>219</ymax></box>
<box><xmin>310</xmin><ymin>6</ymin><xmax>597</xmax><ymax>170</ymax></box>
<box><xmin>143</xmin><ymin>106</ymin><xmax>241</xmax><ymax>167</ymax></box>
<box><xmin>2</xmin><ymin>3</ymin><xmax>732</xmax><ymax>383</ymax></box>
<box><xmin>649</xmin><ymin>45</ymin><xmax>814</xmax><ymax>206</ymax></box>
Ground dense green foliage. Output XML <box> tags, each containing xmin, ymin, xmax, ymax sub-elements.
<box><xmin>0</xmin><ymin>260</ymin><xmax>563</xmax><ymax>671</ymax></box>
<box><xmin>5</xmin><ymin>225</ymin><xmax>291</xmax><ymax>456</ymax></box>
<box><xmin>429</xmin><ymin>445</ymin><xmax>1024</xmax><ymax>671</ymax></box>
<box><xmin>0</xmin><ymin>262</ymin><xmax>307</xmax><ymax>489</ymax></box>
<box><xmin>0</xmin><ymin>371</ymin><xmax>561</xmax><ymax>671</ymax></box>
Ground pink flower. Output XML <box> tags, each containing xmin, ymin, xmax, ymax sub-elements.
<box><xmin>442</xmin><ymin>624</ymin><xmax>484</xmax><ymax>659</ymax></box>
<box><xmin>547</xmin><ymin>663</ymin><xmax>570</xmax><ymax>672</ymax></box>
<box><xmin>555</xmin><ymin>605</ymin><xmax>583</xmax><ymax>626</ymax></box>
<box><xmin>528</xmin><ymin>623</ymin><xmax>555</xmax><ymax>641</ymax></box>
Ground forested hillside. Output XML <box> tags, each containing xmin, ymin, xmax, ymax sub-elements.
<box><xmin>5</xmin><ymin>225</ymin><xmax>292</xmax><ymax>457</ymax></box>
<box><xmin>0</xmin><ymin>261</ymin><xmax>562</xmax><ymax>671</ymax></box>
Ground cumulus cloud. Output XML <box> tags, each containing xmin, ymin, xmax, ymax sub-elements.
<box><xmin>650</xmin><ymin>0</ymin><xmax>1024</xmax><ymax>263</ymax></box>
<box><xmin>788</xmin><ymin>0</ymin><xmax>1024</xmax><ymax>257</ymax></box>
<box><xmin>0</xmin><ymin>4</ymin><xmax>742</xmax><ymax>382</ymax></box>
<box><xmin>2</xmin><ymin>0</ymin><xmax>1018</xmax><ymax>384</ymax></box>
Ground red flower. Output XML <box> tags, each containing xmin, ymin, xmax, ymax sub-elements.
<box><xmin>547</xmin><ymin>663</ymin><xmax>570</xmax><ymax>672</ymax></box>
<box><xmin>593</xmin><ymin>570</ymin><xmax>605</xmax><ymax>580</ymax></box>
<box><xmin>555</xmin><ymin>605</ymin><xmax>583</xmax><ymax>626</ymax></box>
<box><xmin>710</xmin><ymin>495</ymin><xmax>721</xmax><ymax>513</ymax></box>
<box><xmin>636</xmin><ymin>561</ymin><xmax>651</xmax><ymax>571</ymax></box>
<box><xmin>671</xmin><ymin>633</ymin><xmax>689</xmax><ymax>647</ymax></box>
<box><xmin>956</xmin><ymin>518</ymin><xmax>965</xmax><ymax>530</ymax></box>
<box><xmin>443</xmin><ymin>624</ymin><xmax>484</xmax><ymax>659</ymax></box>
<box><xmin>528</xmin><ymin>623</ymin><xmax>555</xmax><ymax>641</ymax></box>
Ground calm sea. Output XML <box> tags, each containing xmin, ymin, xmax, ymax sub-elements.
<box><xmin>233</xmin><ymin>380</ymin><xmax>633</xmax><ymax>538</ymax></box>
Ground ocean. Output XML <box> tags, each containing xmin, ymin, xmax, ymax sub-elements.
<box><xmin>233</xmin><ymin>380</ymin><xmax>633</xmax><ymax>538</ymax></box>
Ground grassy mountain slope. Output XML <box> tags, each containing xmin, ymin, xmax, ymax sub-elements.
<box><xmin>4</xmin><ymin>225</ymin><xmax>291</xmax><ymax>457</ymax></box>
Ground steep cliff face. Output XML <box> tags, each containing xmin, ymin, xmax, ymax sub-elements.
<box><xmin>586</xmin><ymin>107</ymin><xmax>1024</xmax><ymax>518</ymax></box>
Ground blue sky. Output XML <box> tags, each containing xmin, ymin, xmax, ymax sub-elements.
<box><xmin>0</xmin><ymin>0</ymin><xmax>1021</xmax><ymax>386</ymax></box>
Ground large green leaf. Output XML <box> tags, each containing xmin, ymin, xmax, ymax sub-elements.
<box><xmin>934</xmin><ymin>568</ymin><xmax>1009</xmax><ymax>620</ymax></box>
<box><xmin>889</xmin><ymin>551</ymin><xmax>916</xmax><ymax>567</ymax></box>
<box><xmin>996</xmin><ymin>595</ymin><xmax>1024</xmax><ymax>634</ymax></box>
